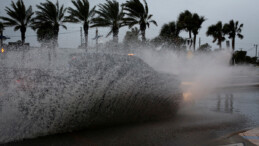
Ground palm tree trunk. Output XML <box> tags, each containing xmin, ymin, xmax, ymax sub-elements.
<box><xmin>189</xmin><ymin>31</ymin><xmax>192</xmax><ymax>47</ymax></box>
<box><xmin>20</xmin><ymin>26</ymin><xmax>26</xmax><ymax>45</ymax></box>
<box><xmin>53</xmin><ymin>24</ymin><xmax>59</xmax><ymax>48</ymax></box>
<box><xmin>141</xmin><ymin>30</ymin><xmax>146</xmax><ymax>42</ymax></box>
<box><xmin>219</xmin><ymin>39</ymin><xmax>222</xmax><ymax>49</ymax></box>
<box><xmin>83</xmin><ymin>23</ymin><xmax>89</xmax><ymax>49</ymax></box>
<box><xmin>189</xmin><ymin>31</ymin><xmax>192</xmax><ymax>39</ymax></box>
<box><xmin>113</xmin><ymin>26</ymin><xmax>119</xmax><ymax>44</ymax></box>
<box><xmin>140</xmin><ymin>23</ymin><xmax>146</xmax><ymax>42</ymax></box>
<box><xmin>53</xmin><ymin>35</ymin><xmax>58</xmax><ymax>48</ymax></box>
<box><xmin>232</xmin><ymin>37</ymin><xmax>235</xmax><ymax>51</ymax></box>
<box><xmin>141</xmin><ymin>30</ymin><xmax>147</xmax><ymax>42</ymax></box>
<box><xmin>193</xmin><ymin>34</ymin><xmax>196</xmax><ymax>51</ymax></box>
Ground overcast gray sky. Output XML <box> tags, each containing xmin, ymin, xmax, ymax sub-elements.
<box><xmin>0</xmin><ymin>0</ymin><xmax>259</xmax><ymax>56</ymax></box>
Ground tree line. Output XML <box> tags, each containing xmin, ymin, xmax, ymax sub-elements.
<box><xmin>0</xmin><ymin>0</ymin><xmax>156</xmax><ymax>48</ymax></box>
<box><xmin>151</xmin><ymin>10</ymin><xmax>243</xmax><ymax>51</ymax></box>
<box><xmin>0</xmin><ymin>0</ymin><xmax>244</xmax><ymax>51</ymax></box>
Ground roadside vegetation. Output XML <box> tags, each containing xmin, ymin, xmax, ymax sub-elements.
<box><xmin>0</xmin><ymin>0</ymin><xmax>257</xmax><ymax>65</ymax></box>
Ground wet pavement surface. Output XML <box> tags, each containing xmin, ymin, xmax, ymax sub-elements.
<box><xmin>2</xmin><ymin>86</ymin><xmax>259</xmax><ymax>146</ymax></box>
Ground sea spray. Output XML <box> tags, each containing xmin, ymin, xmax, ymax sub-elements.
<box><xmin>0</xmin><ymin>52</ymin><xmax>181</xmax><ymax>143</ymax></box>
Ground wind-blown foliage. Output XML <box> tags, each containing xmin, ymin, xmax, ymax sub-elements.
<box><xmin>223</xmin><ymin>20</ymin><xmax>244</xmax><ymax>50</ymax></box>
<box><xmin>160</xmin><ymin>21</ymin><xmax>181</xmax><ymax>39</ymax></box>
<box><xmin>177</xmin><ymin>10</ymin><xmax>193</xmax><ymax>39</ymax></box>
<box><xmin>32</xmin><ymin>0</ymin><xmax>67</xmax><ymax>47</ymax></box>
<box><xmin>91</xmin><ymin>0</ymin><xmax>124</xmax><ymax>43</ymax></box>
<box><xmin>160</xmin><ymin>21</ymin><xmax>185</xmax><ymax>48</ymax></box>
<box><xmin>151</xmin><ymin>21</ymin><xmax>185</xmax><ymax>50</ymax></box>
<box><xmin>198</xmin><ymin>43</ymin><xmax>211</xmax><ymax>52</ymax></box>
<box><xmin>36</xmin><ymin>22</ymin><xmax>54</xmax><ymax>47</ymax></box>
<box><xmin>206</xmin><ymin>21</ymin><xmax>225</xmax><ymax>49</ymax></box>
<box><xmin>0</xmin><ymin>0</ymin><xmax>34</xmax><ymax>45</ymax></box>
<box><xmin>65</xmin><ymin>0</ymin><xmax>95</xmax><ymax>49</ymax></box>
<box><xmin>191</xmin><ymin>13</ymin><xmax>205</xmax><ymax>51</ymax></box>
<box><xmin>123</xmin><ymin>0</ymin><xmax>157</xmax><ymax>42</ymax></box>
<box><xmin>177</xmin><ymin>10</ymin><xmax>205</xmax><ymax>51</ymax></box>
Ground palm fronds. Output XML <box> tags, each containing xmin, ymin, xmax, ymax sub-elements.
<box><xmin>91</xmin><ymin>0</ymin><xmax>125</xmax><ymax>42</ymax></box>
<box><xmin>223</xmin><ymin>20</ymin><xmax>244</xmax><ymax>50</ymax></box>
<box><xmin>207</xmin><ymin>21</ymin><xmax>225</xmax><ymax>49</ymax></box>
<box><xmin>0</xmin><ymin>0</ymin><xmax>33</xmax><ymax>44</ymax></box>
<box><xmin>32</xmin><ymin>0</ymin><xmax>67</xmax><ymax>47</ymax></box>
<box><xmin>123</xmin><ymin>0</ymin><xmax>157</xmax><ymax>41</ymax></box>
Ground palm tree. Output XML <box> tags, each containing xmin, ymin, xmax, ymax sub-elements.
<box><xmin>206</xmin><ymin>21</ymin><xmax>225</xmax><ymax>49</ymax></box>
<box><xmin>0</xmin><ymin>0</ymin><xmax>33</xmax><ymax>45</ymax></box>
<box><xmin>65</xmin><ymin>0</ymin><xmax>95</xmax><ymax>49</ymax></box>
<box><xmin>32</xmin><ymin>0</ymin><xmax>67</xmax><ymax>47</ymax></box>
<box><xmin>123</xmin><ymin>0</ymin><xmax>157</xmax><ymax>42</ymax></box>
<box><xmin>191</xmin><ymin>13</ymin><xmax>205</xmax><ymax>51</ymax></box>
<box><xmin>223</xmin><ymin>20</ymin><xmax>244</xmax><ymax>50</ymax></box>
<box><xmin>91</xmin><ymin>0</ymin><xmax>124</xmax><ymax>44</ymax></box>
<box><xmin>177</xmin><ymin>11</ymin><xmax>205</xmax><ymax>50</ymax></box>
<box><xmin>159</xmin><ymin>21</ymin><xmax>185</xmax><ymax>49</ymax></box>
<box><xmin>177</xmin><ymin>10</ymin><xmax>193</xmax><ymax>43</ymax></box>
<box><xmin>36</xmin><ymin>22</ymin><xmax>54</xmax><ymax>47</ymax></box>
<box><xmin>160</xmin><ymin>21</ymin><xmax>181</xmax><ymax>39</ymax></box>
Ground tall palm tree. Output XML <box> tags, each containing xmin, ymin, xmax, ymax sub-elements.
<box><xmin>32</xmin><ymin>0</ymin><xmax>67</xmax><ymax>47</ymax></box>
<box><xmin>206</xmin><ymin>21</ymin><xmax>225</xmax><ymax>49</ymax></box>
<box><xmin>65</xmin><ymin>0</ymin><xmax>96</xmax><ymax>49</ymax></box>
<box><xmin>223</xmin><ymin>20</ymin><xmax>244</xmax><ymax>50</ymax></box>
<box><xmin>0</xmin><ymin>0</ymin><xmax>33</xmax><ymax>45</ymax></box>
<box><xmin>123</xmin><ymin>0</ymin><xmax>157</xmax><ymax>42</ymax></box>
<box><xmin>91</xmin><ymin>0</ymin><xmax>124</xmax><ymax>43</ymax></box>
<box><xmin>191</xmin><ymin>13</ymin><xmax>205</xmax><ymax>51</ymax></box>
<box><xmin>177</xmin><ymin>10</ymin><xmax>193</xmax><ymax>43</ymax></box>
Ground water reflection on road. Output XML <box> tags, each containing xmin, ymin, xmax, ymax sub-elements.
<box><xmin>207</xmin><ymin>87</ymin><xmax>259</xmax><ymax>126</ymax></box>
<box><xmin>216</xmin><ymin>94</ymin><xmax>234</xmax><ymax>113</ymax></box>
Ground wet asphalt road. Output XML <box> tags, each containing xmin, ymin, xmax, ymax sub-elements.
<box><xmin>2</xmin><ymin>86</ymin><xmax>258</xmax><ymax>146</ymax></box>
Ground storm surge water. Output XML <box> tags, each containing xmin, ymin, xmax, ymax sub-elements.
<box><xmin>0</xmin><ymin>49</ymin><xmax>181</xmax><ymax>143</ymax></box>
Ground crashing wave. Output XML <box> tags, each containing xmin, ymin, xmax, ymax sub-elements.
<box><xmin>0</xmin><ymin>52</ymin><xmax>181</xmax><ymax>143</ymax></box>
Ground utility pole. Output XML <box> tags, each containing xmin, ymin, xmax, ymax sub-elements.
<box><xmin>254</xmin><ymin>44</ymin><xmax>258</xmax><ymax>57</ymax></box>
<box><xmin>80</xmin><ymin>27</ymin><xmax>83</xmax><ymax>47</ymax></box>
